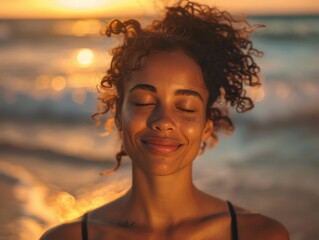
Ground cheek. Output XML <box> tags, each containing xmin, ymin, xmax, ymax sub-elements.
<box><xmin>121</xmin><ymin>107</ymin><xmax>149</xmax><ymax>145</ymax></box>
<box><xmin>179</xmin><ymin>116</ymin><xmax>206</xmax><ymax>139</ymax></box>
<box><xmin>122</xmin><ymin>108</ymin><xmax>149</xmax><ymax>127</ymax></box>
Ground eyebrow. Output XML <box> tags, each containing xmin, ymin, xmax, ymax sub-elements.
<box><xmin>129</xmin><ymin>84</ymin><xmax>157</xmax><ymax>93</ymax></box>
<box><xmin>175</xmin><ymin>89</ymin><xmax>203</xmax><ymax>102</ymax></box>
<box><xmin>129</xmin><ymin>84</ymin><xmax>203</xmax><ymax>102</ymax></box>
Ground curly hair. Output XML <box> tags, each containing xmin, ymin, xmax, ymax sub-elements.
<box><xmin>93</xmin><ymin>0</ymin><xmax>263</xmax><ymax>175</ymax></box>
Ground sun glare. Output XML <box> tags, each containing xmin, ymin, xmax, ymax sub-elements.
<box><xmin>57</xmin><ymin>0</ymin><xmax>109</xmax><ymax>9</ymax></box>
<box><xmin>76</xmin><ymin>48</ymin><xmax>94</xmax><ymax>66</ymax></box>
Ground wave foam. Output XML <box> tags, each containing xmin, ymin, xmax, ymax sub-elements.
<box><xmin>0</xmin><ymin>161</ymin><xmax>57</xmax><ymax>240</ymax></box>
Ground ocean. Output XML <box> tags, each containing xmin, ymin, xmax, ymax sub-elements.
<box><xmin>0</xmin><ymin>15</ymin><xmax>318</xmax><ymax>240</ymax></box>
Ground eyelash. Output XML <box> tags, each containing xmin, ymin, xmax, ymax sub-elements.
<box><xmin>134</xmin><ymin>103</ymin><xmax>195</xmax><ymax>113</ymax></box>
<box><xmin>134</xmin><ymin>103</ymin><xmax>154</xmax><ymax>106</ymax></box>
<box><xmin>177</xmin><ymin>107</ymin><xmax>195</xmax><ymax>113</ymax></box>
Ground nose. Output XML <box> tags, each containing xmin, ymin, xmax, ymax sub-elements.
<box><xmin>149</xmin><ymin>105</ymin><xmax>175</xmax><ymax>132</ymax></box>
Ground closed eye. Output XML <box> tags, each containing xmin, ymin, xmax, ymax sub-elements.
<box><xmin>177</xmin><ymin>107</ymin><xmax>195</xmax><ymax>113</ymax></box>
<box><xmin>134</xmin><ymin>103</ymin><xmax>155</xmax><ymax>106</ymax></box>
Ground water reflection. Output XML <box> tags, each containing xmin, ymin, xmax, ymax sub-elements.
<box><xmin>76</xmin><ymin>48</ymin><xmax>95</xmax><ymax>66</ymax></box>
<box><xmin>51</xmin><ymin>75</ymin><xmax>66</xmax><ymax>91</ymax></box>
<box><xmin>52</xmin><ymin>19</ymin><xmax>103</xmax><ymax>36</ymax></box>
<box><xmin>246</xmin><ymin>85</ymin><xmax>265</xmax><ymax>102</ymax></box>
<box><xmin>49</xmin><ymin>182</ymin><xmax>129</xmax><ymax>223</ymax></box>
<box><xmin>67</xmin><ymin>73</ymin><xmax>99</xmax><ymax>89</ymax></box>
<box><xmin>35</xmin><ymin>75</ymin><xmax>51</xmax><ymax>90</ymax></box>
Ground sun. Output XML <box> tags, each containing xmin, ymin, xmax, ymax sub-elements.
<box><xmin>57</xmin><ymin>0</ymin><xmax>110</xmax><ymax>9</ymax></box>
<box><xmin>76</xmin><ymin>48</ymin><xmax>95</xmax><ymax>66</ymax></box>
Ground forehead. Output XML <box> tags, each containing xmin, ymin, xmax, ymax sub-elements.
<box><xmin>126</xmin><ymin>51</ymin><xmax>207</xmax><ymax>94</ymax></box>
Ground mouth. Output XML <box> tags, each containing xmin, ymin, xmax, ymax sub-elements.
<box><xmin>141</xmin><ymin>138</ymin><xmax>183</xmax><ymax>155</ymax></box>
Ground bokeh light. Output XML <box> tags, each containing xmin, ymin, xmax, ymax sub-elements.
<box><xmin>247</xmin><ymin>86</ymin><xmax>266</xmax><ymax>102</ymax></box>
<box><xmin>51</xmin><ymin>75</ymin><xmax>66</xmax><ymax>91</ymax></box>
<box><xmin>76</xmin><ymin>48</ymin><xmax>94</xmax><ymax>66</ymax></box>
<box><xmin>35</xmin><ymin>75</ymin><xmax>51</xmax><ymax>90</ymax></box>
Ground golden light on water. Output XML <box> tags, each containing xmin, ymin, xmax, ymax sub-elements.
<box><xmin>34</xmin><ymin>74</ymin><xmax>97</xmax><ymax>92</ymax></box>
<box><xmin>67</xmin><ymin>74</ymin><xmax>97</xmax><ymax>89</ymax></box>
<box><xmin>53</xmin><ymin>20</ymin><xmax>102</xmax><ymax>36</ymax></box>
<box><xmin>35</xmin><ymin>75</ymin><xmax>51</xmax><ymax>90</ymax></box>
<box><xmin>72</xmin><ymin>20</ymin><xmax>102</xmax><ymax>36</ymax></box>
<box><xmin>51</xmin><ymin>75</ymin><xmax>66</xmax><ymax>91</ymax></box>
<box><xmin>52</xmin><ymin>192</ymin><xmax>79</xmax><ymax>222</ymax></box>
<box><xmin>49</xmin><ymin>182</ymin><xmax>129</xmax><ymax>222</ymax></box>
<box><xmin>77</xmin><ymin>48</ymin><xmax>94</xmax><ymax>66</ymax></box>
<box><xmin>247</xmin><ymin>86</ymin><xmax>265</xmax><ymax>102</ymax></box>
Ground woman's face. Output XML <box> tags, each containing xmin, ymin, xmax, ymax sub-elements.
<box><xmin>118</xmin><ymin>50</ymin><xmax>212</xmax><ymax>176</ymax></box>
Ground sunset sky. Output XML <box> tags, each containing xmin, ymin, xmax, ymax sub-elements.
<box><xmin>1</xmin><ymin>0</ymin><xmax>319</xmax><ymax>19</ymax></box>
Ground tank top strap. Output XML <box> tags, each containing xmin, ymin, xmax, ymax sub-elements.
<box><xmin>81</xmin><ymin>212</ymin><xmax>89</xmax><ymax>240</ymax></box>
<box><xmin>226</xmin><ymin>200</ymin><xmax>239</xmax><ymax>240</ymax></box>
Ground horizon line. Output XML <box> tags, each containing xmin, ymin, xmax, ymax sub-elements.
<box><xmin>1</xmin><ymin>12</ymin><xmax>319</xmax><ymax>21</ymax></box>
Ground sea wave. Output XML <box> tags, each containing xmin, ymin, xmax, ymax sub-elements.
<box><xmin>253</xmin><ymin>31</ymin><xmax>319</xmax><ymax>41</ymax></box>
<box><xmin>0</xmin><ymin>161</ymin><xmax>57</xmax><ymax>240</ymax></box>
<box><xmin>0</xmin><ymin>140</ymin><xmax>114</xmax><ymax>165</ymax></box>
<box><xmin>0</xmin><ymin>159</ymin><xmax>130</xmax><ymax>239</ymax></box>
<box><xmin>1</xmin><ymin>16</ymin><xmax>319</xmax><ymax>42</ymax></box>
<box><xmin>249</xmin><ymin>15</ymin><xmax>319</xmax><ymax>41</ymax></box>
<box><xmin>0</xmin><ymin>119</ymin><xmax>120</xmax><ymax>165</ymax></box>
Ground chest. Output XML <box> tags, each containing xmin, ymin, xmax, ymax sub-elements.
<box><xmin>88</xmin><ymin>218</ymin><xmax>232</xmax><ymax>240</ymax></box>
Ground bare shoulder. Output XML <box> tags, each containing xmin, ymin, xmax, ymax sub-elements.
<box><xmin>40</xmin><ymin>220</ymin><xmax>82</xmax><ymax>240</ymax></box>
<box><xmin>233</xmin><ymin>204</ymin><xmax>290</xmax><ymax>240</ymax></box>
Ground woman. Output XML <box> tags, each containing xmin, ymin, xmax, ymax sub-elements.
<box><xmin>41</xmin><ymin>1</ymin><xmax>290</xmax><ymax>239</ymax></box>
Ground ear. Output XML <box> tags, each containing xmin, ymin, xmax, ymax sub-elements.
<box><xmin>202</xmin><ymin>119</ymin><xmax>213</xmax><ymax>142</ymax></box>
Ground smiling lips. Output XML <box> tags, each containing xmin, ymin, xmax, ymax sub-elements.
<box><xmin>141</xmin><ymin>138</ymin><xmax>183</xmax><ymax>154</ymax></box>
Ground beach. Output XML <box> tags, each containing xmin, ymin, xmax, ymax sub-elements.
<box><xmin>0</xmin><ymin>15</ymin><xmax>318</xmax><ymax>240</ymax></box>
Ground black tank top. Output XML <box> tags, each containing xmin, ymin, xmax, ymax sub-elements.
<box><xmin>81</xmin><ymin>200</ymin><xmax>238</xmax><ymax>240</ymax></box>
<box><xmin>226</xmin><ymin>200</ymin><xmax>239</xmax><ymax>240</ymax></box>
<box><xmin>81</xmin><ymin>212</ymin><xmax>89</xmax><ymax>240</ymax></box>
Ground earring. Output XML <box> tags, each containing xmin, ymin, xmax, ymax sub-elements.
<box><xmin>199</xmin><ymin>141</ymin><xmax>206</xmax><ymax>155</ymax></box>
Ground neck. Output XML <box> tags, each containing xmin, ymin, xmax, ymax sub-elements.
<box><xmin>122</xmin><ymin>164</ymin><xmax>202</xmax><ymax>229</ymax></box>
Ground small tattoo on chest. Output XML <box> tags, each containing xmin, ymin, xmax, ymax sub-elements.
<box><xmin>117</xmin><ymin>220</ymin><xmax>135</xmax><ymax>228</ymax></box>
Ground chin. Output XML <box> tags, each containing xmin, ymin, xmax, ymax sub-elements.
<box><xmin>136</xmin><ymin>158</ymin><xmax>191</xmax><ymax>176</ymax></box>
<box><xmin>139</xmin><ymin>160</ymin><xmax>177</xmax><ymax>175</ymax></box>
